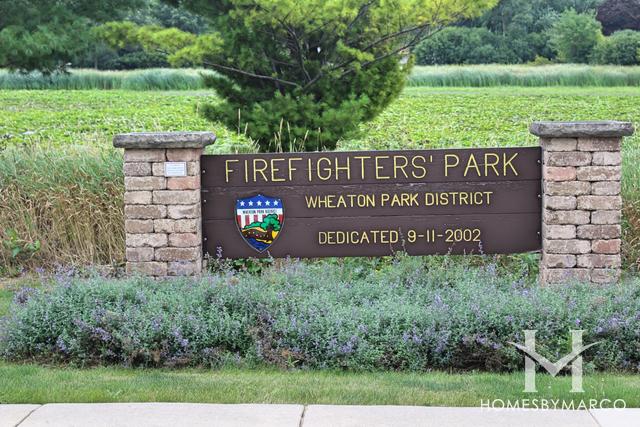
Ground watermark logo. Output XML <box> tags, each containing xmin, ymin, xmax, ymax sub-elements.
<box><xmin>508</xmin><ymin>330</ymin><xmax>600</xmax><ymax>393</ymax></box>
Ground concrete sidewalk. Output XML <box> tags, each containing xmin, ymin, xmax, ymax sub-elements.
<box><xmin>1</xmin><ymin>403</ymin><xmax>638</xmax><ymax>427</ymax></box>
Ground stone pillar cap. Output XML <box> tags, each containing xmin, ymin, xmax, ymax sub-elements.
<box><xmin>113</xmin><ymin>131</ymin><xmax>216</xmax><ymax>149</ymax></box>
<box><xmin>530</xmin><ymin>121</ymin><xmax>634</xmax><ymax>138</ymax></box>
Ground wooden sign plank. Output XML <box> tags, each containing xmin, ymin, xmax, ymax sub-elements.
<box><xmin>201</xmin><ymin>147</ymin><xmax>542</xmax><ymax>259</ymax></box>
<box><xmin>202</xmin><ymin>180</ymin><xmax>541</xmax><ymax>219</ymax></box>
<box><xmin>201</xmin><ymin>147</ymin><xmax>541</xmax><ymax>187</ymax></box>
<box><xmin>203</xmin><ymin>213</ymin><xmax>541</xmax><ymax>258</ymax></box>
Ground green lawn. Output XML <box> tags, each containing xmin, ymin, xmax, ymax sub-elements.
<box><xmin>1</xmin><ymin>362</ymin><xmax>639</xmax><ymax>406</ymax></box>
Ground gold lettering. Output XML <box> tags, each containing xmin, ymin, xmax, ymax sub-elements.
<box><xmin>375</xmin><ymin>156</ymin><xmax>390</xmax><ymax>180</ymax></box>
<box><xmin>484</xmin><ymin>153</ymin><xmax>500</xmax><ymax>177</ymax></box>
<box><xmin>444</xmin><ymin>154</ymin><xmax>460</xmax><ymax>177</ymax></box>
<box><xmin>288</xmin><ymin>157</ymin><xmax>302</xmax><ymax>181</ymax></box>
<box><xmin>463</xmin><ymin>154</ymin><xmax>481</xmax><ymax>177</ymax></box>
<box><xmin>317</xmin><ymin>157</ymin><xmax>332</xmax><ymax>181</ymax></box>
<box><xmin>224</xmin><ymin>159</ymin><xmax>239</xmax><ymax>183</ymax></box>
<box><xmin>354</xmin><ymin>156</ymin><xmax>371</xmax><ymax>180</ymax></box>
<box><xmin>253</xmin><ymin>159</ymin><xmax>268</xmax><ymax>182</ymax></box>
<box><xmin>393</xmin><ymin>155</ymin><xmax>409</xmax><ymax>179</ymax></box>
<box><xmin>411</xmin><ymin>156</ymin><xmax>427</xmax><ymax>179</ymax></box>
<box><xmin>335</xmin><ymin>157</ymin><xmax>351</xmax><ymax>180</ymax></box>
<box><xmin>503</xmin><ymin>153</ymin><xmax>519</xmax><ymax>176</ymax></box>
<box><xmin>270</xmin><ymin>158</ymin><xmax>285</xmax><ymax>182</ymax></box>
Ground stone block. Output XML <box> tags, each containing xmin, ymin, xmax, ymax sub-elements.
<box><xmin>124</xmin><ymin>176</ymin><xmax>166</xmax><ymax>191</ymax></box>
<box><xmin>168</xmin><ymin>260</ymin><xmax>203</xmax><ymax>276</ymax></box>
<box><xmin>167</xmin><ymin>176</ymin><xmax>200</xmax><ymax>190</ymax></box>
<box><xmin>153</xmin><ymin>190</ymin><xmax>200</xmax><ymax>205</ymax></box>
<box><xmin>126</xmin><ymin>247</ymin><xmax>154</xmax><ymax>262</ymax></box>
<box><xmin>545</xmin><ymin>196</ymin><xmax>576</xmax><ymax>210</ymax></box>
<box><xmin>540</xmin><ymin>138</ymin><xmax>577</xmax><ymax>151</ymax></box>
<box><xmin>543</xmin><ymin>167</ymin><xmax>576</xmax><ymax>181</ymax></box>
<box><xmin>124</xmin><ymin>191</ymin><xmax>152</xmax><ymax>205</ymax></box>
<box><xmin>124</xmin><ymin>149</ymin><xmax>165</xmax><ymax>162</ymax></box>
<box><xmin>125</xmin><ymin>219</ymin><xmax>154</xmax><ymax>234</ymax></box>
<box><xmin>544</xmin><ymin>210</ymin><xmax>590</xmax><ymax>225</ymax></box>
<box><xmin>543</xmin><ymin>254</ymin><xmax>577</xmax><ymax>268</ymax></box>
<box><xmin>123</xmin><ymin>162</ymin><xmax>152</xmax><ymax>176</ymax></box>
<box><xmin>592</xmin><ymin>239</ymin><xmax>621</xmax><ymax>254</ymax></box>
<box><xmin>125</xmin><ymin>205</ymin><xmax>166</xmax><ymax>219</ymax></box>
<box><xmin>155</xmin><ymin>247</ymin><xmax>200</xmax><ymax>262</ymax></box>
<box><xmin>541</xmin><ymin>268</ymin><xmax>590</xmax><ymax>284</ymax></box>
<box><xmin>169</xmin><ymin>233</ymin><xmax>201</xmax><ymax>247</ymax></box>
<box><xmin>167</xmin><ymin>204</ymin><xmax>200</xmax><ymax>219</ymax></box>
<box><xmin>543</xmin><ymin>239</ymin><xmax>591</xmax><ymax>254</ymax></box>
<box><xmin>576</xmin><ymin>195</ymin><xmax>622</xmax><ymax>210</ymax></box>
<box><xmin>126</xmin><ymin>261</ymin><xmax>167</xmax><ymax>276</ymax></box>
<box><xmin>591</xmin><ymin>181</ymin><xmax>621</xmax><ymax>196</ymax></box>
<box><xmin>576</xmin><ymin>166</ymin><xmax>621</xmax><ymax>181</ymax></box>
<box><xmin>591</xmin><ymin>210</ymin><xmax>622</xmax><ymax>224</ymax></box>
<box><xmin>576</xmin><ymin>225</ymin><xmax>621</xmax><ymax>240</ymax></box>
<box><xmin>592</xmin><ymin>151</ymin><xmax>621</xmax><ymax>166</ymax></box>
<box><xmin>543</xmin><ymin>225</ymin><xmax>576</xmax><ymax>240</ymax></box>
<box><xmin>166</xmin><ymin>148</ymin><xmax>202</xmax><ymax>161</ymax></box>
<box><xmin>154</xmin><ymin>219</ymin><xmax>199</xmax><ymax>233</ymax></box>
<box><xmin>577</xmin><ymin>138</ymin><xmax>621</xmax><ymax>152</ymax></box>
<box><xmin>591</xmin><ymin>269</ymin><xmax>621</xmax><ymax>284</ymax></box>
<box><xmin>544</xmin><ymin>151</ymin><xmax>591</xmax><ymax>166</ymax></box>
<box><xmin>126</xmin><ymin>233</ymin><xmax>167</xmax><ymax>248</ymax></box>
<box><xmin>544</xmin><ymin>181</ymin><xmax>590</xmax><ymax>196</ymax></box>
<box><xmin>577</xmin><ymin>254</ymin><xmax>621</xmax><ymax>268</ymax></box>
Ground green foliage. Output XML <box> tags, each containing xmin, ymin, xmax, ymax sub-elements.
<box><xmin>414</xmin><ymin>27</ymin><xmax>518</xmax><ymax>65</ymax></box>
<box><xmin>245</xmin><ymin>214</ymin><xmax>281</xmax><ymax>231</ymax></box>
<box><xmin>2</xmin><ymin>257</ymin><xmax>640</xmax><ymax>371</ymax></box>
<box><xmin>592</xmin><ymin>30</ymin><xmax>640</xmax><ymax>65</ymax></box>
<box><xmin>159</xmin><ymin>0</ymin><xmax>497</xmax><ymax>151</ymax></box>
<box><xmin>408</xmin><ymin>65</ymin><xmax>640</xmax><ymax>87</ymax></box>
<box><xmin>0</xmin><ymin>68</ymin><xmax>211</xmax><ymax>90</ymax></box>
<box><xmin>549</xmin><ymin>9</ymin><xmax>603</xmax><ymax>63</ymax></box>
<box><xmin>0</xmin><ymin>0</ymin><xmax>144</xmax><ymax>72</ymax></box>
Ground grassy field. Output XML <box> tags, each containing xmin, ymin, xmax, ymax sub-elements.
<box><xmin>1</xmin><ymin>86</ymin><xmax>639</xmax><ymax>269</ymax></box>
<box><xmin>2</xmin><ymin>65</ymin><xmax>640</xmax><ymax>90</ymax></box>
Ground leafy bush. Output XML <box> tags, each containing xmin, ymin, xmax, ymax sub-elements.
<box><xmin>160</xmin><ymin>0</ymin><xmax>496</xmax><ymax>152</ymax></box>
<box><xmin>549</xmin><ymin>10</ymin><xmax>603</xmax><ymax>63</ymax></box>
<box><xmin>414</xmin><ymin>27</ymin><xmax>517</xmax><ymax>65</ymax></box>
<box><xmin>592</xmin><ymin>30</ymin><xmax>640</xmax><ymax>65</ymax></box>
<box><xmin>2</xmin><ymin>256</ymin><xmax>639</xmax><ymax>372</ymax></box>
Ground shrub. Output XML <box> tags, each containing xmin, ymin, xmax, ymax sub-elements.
<box><xmin>414</xmin><ymin>27</ymin><xmax>517</xmax><ymax>65</ymax></box>
<box><xmin>161</xmin><ymin>0</ymin><xmax>497</xmax><ymax>152</ymax></box>
<box><xmin>2</xmin><ymin>256</ymin><xmax>639</xmax><ymax>372</ymax></box>
<box><xmin>549</xmin><ymin>10</ymin><xmax>603</xmax><ymax>63</ymax></box>
<box><xmin>592</xmin><ymin>30</ymin><xmax>640</xmax><ymax>65</ymax></box>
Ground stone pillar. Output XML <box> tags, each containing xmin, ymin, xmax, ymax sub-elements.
<box><xmin>531</xmin><ymin>121</ymin><xmax>634</xmax><ymax>284</ymax></box>
<box><xmin>113</xmin><ymin>132</ymin><xmax>216</xmax><ymax>277</ymax></box>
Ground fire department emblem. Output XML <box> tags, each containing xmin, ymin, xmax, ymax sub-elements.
<box><xmin>235</xmin><ymin>194</ymin><xmax>284</xmax><ymax>252</ymax></box>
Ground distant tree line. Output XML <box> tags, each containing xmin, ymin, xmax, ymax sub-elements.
<box><xmin>414</xmin><ymin>0</ymin><xmax>640</xmax><ymax>65</ymax></box>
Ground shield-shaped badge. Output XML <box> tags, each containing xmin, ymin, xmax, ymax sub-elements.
<box><xmin>235</xmin><ymin>194</ymin><xmax>284</xmax><ymax>252</ymax></box>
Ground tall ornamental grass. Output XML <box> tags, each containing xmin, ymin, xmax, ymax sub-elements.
<box><xmin>408</xmin><ymin>65</ymin><xmax>640</xmax><ymax>87</ymax></box>
<box><xmin>1</xmin><ymin>256</ymin><xmax>639</xmax><ymax>371</ymax></box>
<box><xmin>0</xmin><ymin>69</ymin><xmax>212</xmax><ymax>91</ymax></box>
<box><xmin>0</xmin><ymin>146</ymin><xmax>124</xmax><ymax>271</ymax></box>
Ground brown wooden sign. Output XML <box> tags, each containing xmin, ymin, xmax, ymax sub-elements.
<box><xmin>201</xmin><ymin>148</ymin><xmax>542</xmax><ymax>258</ymax></box>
